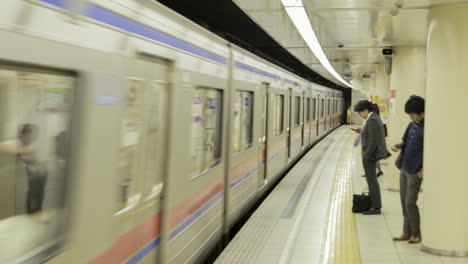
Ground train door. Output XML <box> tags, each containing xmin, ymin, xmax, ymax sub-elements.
<box><xmin>305</xmin><ymin>95</ymin><xmax>311</xmax><ymax>147</ymax></box>
<box><xmin>324</xmin><ymin>97</ymin><xmax>328</xmax><ymax>131</ymax></box>
<box><xmin>258</xmin><ymin>83</ymin><xmax>269</xmax><ymax>187</ymax></box>
<box><xmin>301</xmin><ymin>91</ymin><xmax>305</xmax><ymax>149</ymax></box>
<box><xmin>312</xmin><ymin>96</ymin><xmax>318</xmax><ymax>138</ymax></box>
<box><xmin>114</xmin><ymin>55</ymin><xmax>169</xmax><ymax>263</ymax></box>
<box><xmin>330</xmin><ymin>98</ymin><xmax>334</xmax><ymax>129</ymax></box>
<box><xmin>317</xmin><ymin>94</ymin><xmax>323</xmax><ymax>136</ymax></box>
<box><xmin>287</xmin><ymin>88</ymin><xmax>293</xmax><ymax>162</ymax></box>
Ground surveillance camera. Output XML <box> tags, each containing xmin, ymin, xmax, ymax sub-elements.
<box><xmin>390</xmin><ymin>9</ymin><xmax>399</xmax><ymax>16</ymax></box>
<box><xmin>382</xmin><ymin>48</ymin><xmax>392</xmax><ymax>56</ymax></box>
<box><xmin>395</xmin><ymin>2</ymin><xmax>404</xmax><ymax>8</ymax></box>
<box><xmin>338</xmin><ymin>43</ymin><xmax>344</xmax><ymax>48</ymax></box>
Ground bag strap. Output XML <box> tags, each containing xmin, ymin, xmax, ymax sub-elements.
<box><xmin>361</xmin><ymin>187</ymin><xmax>369</xmax><ymax>195</ymax></box>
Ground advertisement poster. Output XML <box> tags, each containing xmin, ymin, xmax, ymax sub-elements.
<box><xmin>379</xmin><ymin>99</ymin><xmax>390</xmax><ymax>120</ymax></box>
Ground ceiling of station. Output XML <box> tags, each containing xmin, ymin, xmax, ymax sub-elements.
<box><xmin>233</xmin><ymin>0</ymin><xmax>467</xmax><ymax>86</ymax></box>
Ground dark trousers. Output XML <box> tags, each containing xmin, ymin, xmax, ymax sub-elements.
<box><xmin>362</xmin><ymin>158</ymin><xmax>382</xmax><ymax>209</ymax></box>
<box><xmin>26</xmin><ymin>176</ymin><xmax>47</xmax><ymax>214</ymax></box>
<box><xmin>400</xmin><ymin>169</ymin><xmax>422</xmax><ymax>236</ymax></box>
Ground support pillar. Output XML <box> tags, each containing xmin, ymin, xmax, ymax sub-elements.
<box><xmin>421</xmin><ymin>3</ymin><xmax>468</xmax><ymax>256</ymax></box>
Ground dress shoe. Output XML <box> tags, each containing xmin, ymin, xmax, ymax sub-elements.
<box><xmin>362</xmin><ymin>208</ymin><xmax>381</xmax><ymax>215</ymax></box>
<box><xmin>393</xmin><ymin>234</ymin><xmax>411</xmax><ymax>241</ymax></box>
<box><xmin>408</xmin><ymin>236</ymin><xmax>421</xmax><ymax>244</ymax></box>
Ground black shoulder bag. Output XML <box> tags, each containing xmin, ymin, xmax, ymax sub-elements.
<box><xmin>352</xmin><ymin>192</ymin><xmax>371</xmax><ymax>213</ymax></box>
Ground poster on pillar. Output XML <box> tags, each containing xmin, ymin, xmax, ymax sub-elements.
<box><xmin>390</xmin><ymin>99</ymin><xmax>396</xmax><ymax>116</ymax></box>
<box><xmin>371</xmin><ymin>96</ymin><xmax>380</xmax><ymax>105</ymax></box>
<box><xmin>380</xmin><ymin>99</ymin><xmax>389</xmax><ymax>121</ymax></box>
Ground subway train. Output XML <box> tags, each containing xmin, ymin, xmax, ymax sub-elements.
<box><xmin>0</xmin><ymin>0</ymin><xmax>344</xmax><ymax>263</ymax></box>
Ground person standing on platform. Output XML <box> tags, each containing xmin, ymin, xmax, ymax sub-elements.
<box><xmin>392</xmin><ymin>96</ymin><xmax>425</xmax><ymax>244</ymax></box>
<box><xmin>372</xmin><ymin>103</ymin><xmax>386</xmax><ymax>177</ymax></box>
<box><xmin>354</xmin><ymin>100</ymin><xmax>391</xmax><ymax>215</ymax></box>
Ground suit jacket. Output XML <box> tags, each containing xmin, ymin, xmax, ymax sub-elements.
<box><xmin>361</xmin><ymin>113</ymin><xmax>391</xmax><ymax>160</ymax></box>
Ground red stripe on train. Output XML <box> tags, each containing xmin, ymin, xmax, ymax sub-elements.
<box><xmin>89</xmin><ymin>213</ymin><xmax>161</xmax><ymax>264</ymax></box>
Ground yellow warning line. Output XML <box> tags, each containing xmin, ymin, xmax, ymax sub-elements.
<box><xmin>320</xmin><ymin>132</ymin><xmax>361</xmax><ymax>264</ymax></box>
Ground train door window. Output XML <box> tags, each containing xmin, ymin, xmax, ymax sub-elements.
<box><xmin>273</xmin><ymin>94</ymin><xmax>284</xmax><ymax>136</ymax></box>
<box><xmin>321</xmin><ymin>99</ymin><xmax>324</xmax><ymax>118</ymax></box>
<box><xmin>191</xmin><ymin>87</ymin><xmax>223</xmax><ymax>176</ymax></box>
<box><xmin>312</xmin><ymin>98</ymin><xmax>316</xmax><ymax>120</ymax></box>
<box><xmin>306</xmin><ymin>98</ymin><xmax>311</xmax><ymax>122</ymax></box>
<box><xmin>294</xmin><ymin>96</ymin><xmax>300</xmax><ymax>127</ymax></box>
<box><xmin>118</xmin><ymin>79</ymin><xmax>145</xmax><ymax>211</ymax></box>
<box><xmin>141</xmin><ymin>81</ymin><xmax>167</xmax><ymax>198</ymax></box>
<box><xmin>0</xmin><ymin>66</ymin><xmax>74</xmax><ymax>262</ymax></box>
<box><xmin>232</xmin><ymin>91</ymin><xmax>253</xmax><ymax>153</ymax></box>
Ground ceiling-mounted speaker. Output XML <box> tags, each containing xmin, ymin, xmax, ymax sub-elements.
<box><xmin>384</xmin><ymin>56</ymin><xmax>392</xmax><ymax>75</ymax></box>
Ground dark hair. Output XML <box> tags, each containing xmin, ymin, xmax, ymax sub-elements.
<box><xmin>372</xmin><ymin>103</ymin><xmax>380</xmax><ymax>116</ymax></box>
<box><xmin>405</xmin><ymin>95</ymin><xmax>425</xmax><ymax>114</ymax></box>
<box><xmin>353</xmin><ymin>100</ymin><xmax>374</xmax><ymax>112</ymax></box>
<box><xmin>19</xmin><ymin>124</ymin><xmax>35</xmax><ymax>136</ymax></box>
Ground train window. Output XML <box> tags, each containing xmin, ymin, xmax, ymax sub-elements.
<box><xmin>118</xmin><ymin>79</ymin><xmax>147</xmax><ymax>211</ymax></box>
<box><xmin>191</xmin><ymin>87</ymin><xmax>223</xmax><ymax>176</ymax></box>
<box><xmin>312</xmin><ymin>98</ymin><xmax>317</xmax><ymax>120</ymax></box>
<box><xmin>140</xmin><ymin>81</ymin><xmax>166</xmax><ymax>197</ymax></box>
<box><xmin>117</xmin><ymin>78</ymin><xmax>167</xmax><ymax>214</ymax></box>
<box><xmin>321</xmin><ymin>99</ymin><xmax>324</xmax><ymax>118</ymax></box>
<box><xmin>294</xmin><ymin>96</ymin><xmax>300</xmax><ymax>127</ymax></box>
<box><xmin>0</xmin><ymin>66</ymin><xmax>74</xmax><ymax>262</ymax></box>
<box><xmin>306</xmin><ymin>98</ymin><xmax>311</xmax><ymax>122</ymax></box>
<box><xmin>232</xmin><ymin>91</ymin><xmax>253</xmax><ymax>153</ymax></box>
<box><xmin>273</xmin><ymin>94</ymin><xmax>284</xmax><ymax>135</ymax></box>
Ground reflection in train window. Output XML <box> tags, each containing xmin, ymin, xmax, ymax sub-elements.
<box><xmin>306</xmin><ymin>98</ymin><xmax>311</xmax><ymax>122</ymax></box>
<box><xmin>321</xmin><ymin>99</ymin><xmax>324</xmax><ymax>118</ymax></box>
<box><xmin>312</xmin><ymin>98</ymin><xmax>317</xmax><ymax>120</ymax></box>
<box><xmin>191</xmin><ymin>87</ymin><xmax>223</xmax><ymax>176</ymax></box>
<box><xmin>232</xmin><ymin>91</ymin><xmax>253</xmax><ymax>153</ymax></box>
<box><xmin>117</xmin><ymin>78</ymin><xmax>167</xmax><ymax>211</ymax></box>
<box><xmin>118</xmin><ymin>79</ymin><xmax>145</xmax><ymax>211</ymax></box>
<box><xmin>295</xmin><ymin>96</ymin><xmax>300</xmax><ymax>127</ymax></box>
<box><xmin>273</xmin><ymin>94</ymin><xmax>284</xmax><ymax>136</ymax></box>
<box><xmin>0</xmin><ymin>66</ymin><xmax>74</xmax><ymax>262</ymax></box>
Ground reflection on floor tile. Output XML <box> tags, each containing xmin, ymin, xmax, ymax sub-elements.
<box><xmin>440</xmin><ymin>256</ymin><xmax>468</xmax><ymax>264</ymax></box>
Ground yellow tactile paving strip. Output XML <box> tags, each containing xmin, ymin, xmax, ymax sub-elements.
<box><xmin>320</xmin><ymin>132</ymin><xmax>361</xmax><ymax>264</ymax></box>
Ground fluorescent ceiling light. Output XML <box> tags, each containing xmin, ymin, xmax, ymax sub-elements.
<box><xmin>281</xmin><ymin>0</ymin><xmax>353</xmax><ymax>88</ymax></box>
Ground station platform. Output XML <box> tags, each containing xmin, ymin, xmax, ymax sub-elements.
<box><xmin>215</xmin><ymin>126</ymin><xmax>468</xmax><ymax>264</ymax></box>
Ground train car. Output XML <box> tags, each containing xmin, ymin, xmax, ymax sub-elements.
<box><xmin>0</xmin><ymin>0</ymin><xmax>343</xmax><ymax>263</ymax></box>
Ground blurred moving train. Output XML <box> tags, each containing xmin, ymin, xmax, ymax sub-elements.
<box><xmin>0</xmin><ymin>0</ymin><xmax>344</xmax><ymax>263</ymax></box>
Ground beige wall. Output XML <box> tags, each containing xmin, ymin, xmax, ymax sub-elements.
<box><xmin>350</xmin><ymin>79</ymin><xmax>372</xmax><ymax>125</ymax></box>
<box><xmin>385</xmin><ymin>46</ymin><xmax>426</xmax><ymax>190</ymax></box>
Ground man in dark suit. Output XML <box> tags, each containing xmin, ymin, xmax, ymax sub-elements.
<box><xmin>354</xmin><ymin>100</ymin><xmax>391</xmax><ymax>215</ymax></box>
